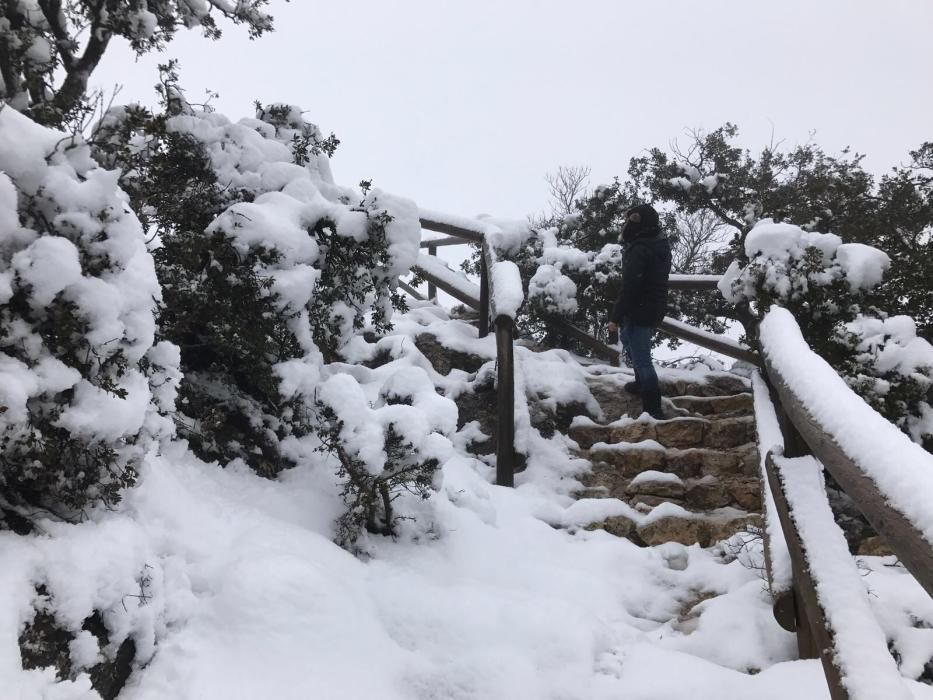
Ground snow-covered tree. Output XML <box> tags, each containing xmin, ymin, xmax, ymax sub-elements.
<box><xmin>722</xmin><ymin>219</ymin><xmax>933</xmax><ymax>449</ymax></box>
<box><xmin>92</xmin><ymin>83</ymin><xmax>420</xmax><ymax>482</ymax></box>
<box><xmin>0</xmin><ymin>104</ymin><xmax>179</xmax><ymax>511</ymax></box>
<box><xmin>0</xmin><ymin>0</ymin><xmax>278</xmax><ymax>127</ymax></box>
<box><xmin>628</xmin><ymin>125</ymin><xmax>933</xmax><ymax>340</ymax></box>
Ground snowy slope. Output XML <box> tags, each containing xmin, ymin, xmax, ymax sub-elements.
<box><xmin>3</xmin><ymin>305</ymin><xmax>933</xmax><ymax>700</ymax></box>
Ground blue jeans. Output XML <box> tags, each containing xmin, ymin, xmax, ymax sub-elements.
<box><xmin>620</xmin><ymin>322</ymin><xmax>659</xmax><ymax>397</ymax></box>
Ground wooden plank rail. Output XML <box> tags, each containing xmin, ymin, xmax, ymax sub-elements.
<box><xmin>765</xmin><ymin>452</ymin><xmax>911</xmax><ymax>699</ymax></box>
<box><xmin>668</xmin><ymin>274</ymin><xmax>722</xmax><ymax>290</ymax></box>
<box><xmin>763</xmin><ymin>349</ymin><xmax>933</xmax><ymax>600</ymax></box>
<box><xmin>412</xmin><ymin>254</ymin><xmax>481</xmax><ymax>309</ymax></box>
<box><xmin>413</xmin><ymin>217</ymin><xmax>519</xmax><ymax>486</ymax></box>
<box><xmin>658</xmin><ymin>317</ymin><xmax>761</xmax><ymax>367</ymax></box>
<box><xmin>420</xmin><ymin>236</ymin><xmax>474</xmax><ymax>248</ymax></box>
<box><xmin>541</xmin><ymin>313</ymin><xmax>619</xmax><ymax>365</ymax></box>
<box><xmin>399</xmin><ymin>280</ymin><xmax>426</xmax><ymax>301</ymax></box>
<box><xmin>419</xmin><ymin>215</ymin><xmax>486</xmax><ymax>242</ymax></box>
<box><xmin>755</xmin><ymin>309</ymin><xmax>933</xmax><ymax>695</ymax></box>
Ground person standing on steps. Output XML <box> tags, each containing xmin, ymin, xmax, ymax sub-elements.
<box><xmin>607</xmin><ymin>203</ymin><xmax>672</xmax><ymax>420</ymax></box>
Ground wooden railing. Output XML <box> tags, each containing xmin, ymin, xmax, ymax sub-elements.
<box><xmin>408</xmin><ymin>216</ymin><xmax>761</xmax><ymax>484</ymax></box>
<box><xmin>414</xmin><ymin>215</ymin><xmax>517</xmax><ymax>487</ymax></box>
<box><xmin>752</xmin><ymin>309</ymin><xmax>933</xmax><ymax>699</ymax></box>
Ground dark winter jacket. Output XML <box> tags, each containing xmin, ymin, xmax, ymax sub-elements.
<box><xmin>609</xmin><ymin>205</ymin><xmax>672</xmax><ymax>326</ymax></box>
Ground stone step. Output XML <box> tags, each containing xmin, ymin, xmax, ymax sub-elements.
<box><xmin>588</xmin><ymin>442</ymin><xmax>758</xmax><ymax>480</ymax></box>
<box><xmin>585</xmin><ymin>504</ymin><xmax>762</xmax><ymax>547</ymax></box>
<box><xmin>570</xmin><ymin>415</ymin><xmax>756</xmax><ymax>451</ymax></box>
<box><xmin>586</xmin><ymin>373</ymin><xmax>753</xmax><ymax>426</ymax></box>
<box><xmin>637</xmin><ymin>506</ymin><xmax>762</xmax><ymax>547</ymax></box>
<box><xmin>669</xmin><ymin>392</ymin><xmax>753</xmax><ymax>417</ymax></box>
<box><xmin>582</xmin><ymin>460</ymin><xmax>761</xmax><ymax>513</ymax></box>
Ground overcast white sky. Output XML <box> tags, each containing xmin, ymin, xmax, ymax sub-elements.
<box><xmin>93</xmin><ymin>0</ymin><xmax>933</xmax><ymax>221</ymax></box>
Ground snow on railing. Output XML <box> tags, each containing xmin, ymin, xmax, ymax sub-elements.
<box><xmin>758</xmin><ymin>305</ymin><xmax>933</xmax><ymax>698</ymax></box>
<box><xmin>765</xmin><ymin>453</ymin><xmax>911</xmax><ymax>700</ymax></box>
<box><xmin>658</xmin><ymin>316</ymin><xmax>760</xmax><ymax>366</ymax></box>
<box><xmin>667</xmin><ymin>273</ymin><xmax>722</xmax><ymax>289</ymax></box>
<box><xmin>760</xmin><ymin>306</ymin><xmax>933</xmax><ymax>597</ymax></box>
<box><xmin>751</xmin><ymin>374</ymin><xmax>793</xmax><ymax>599</ymax></box>
<box><xmin>414</xmin><ymin>253</ymin><xmax>481</xmax><ymax>308</ymax></box>
<box><xmin>413</xmin><ymin>211</ymin><xmax>529</xmax><ymax>487</ymax></box>
<box><xmin>418</xmin><ymin>209</ymin><xmax>498</xmax><ymax>240</ymax></box>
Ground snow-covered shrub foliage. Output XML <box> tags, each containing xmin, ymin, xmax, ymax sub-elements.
<box><xmin>314</xmin><ymin>369</ymin><xmax>455</xmax><ymax>546</ymax></box>
<box><xmin>0</xmin><ymin>105</ymin><xmax>179</xmax><ymax>510</ymax></box>
<box><xmin>835</xmin><ymin>317</ymin><xmax>933</xmax><ymax>451</ymax></box>
<box><xmin>720</xmin><ymin>219</ymin><xmax>890</xmax><ymax>342</ymax></box>
<box><xmin>91</xmin><ymin>81</ymin><xmax>418</xmax><ymax>477</ymax></box>
<box><xmin>0</xmin><ymin>1</ymin><xmax>278</xmax><ymax>127</ymax></box>
<box><xmin>628</xmin><ymin>124</ymin><xmax>933</xmax><ymax>340</ymax></box>
<box><xmin>722</xmin><ymin>219</ymin><xmax>933</xmax><ymax>448</ymax></box>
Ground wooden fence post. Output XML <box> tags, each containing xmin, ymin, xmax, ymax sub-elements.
<box><xmin>495</xmin><ymin>315</ymin><xmax>515</xmax><ymax>487</ymax></box>
<box><xmin>427</xmin><ymin>244</ymin><xmax>437</xmax><ymax>300</ymax></box>
<box><xmin>479</xmin><ymin>253</ymin><xmax>490</xmax><ymax>338</ymax></box>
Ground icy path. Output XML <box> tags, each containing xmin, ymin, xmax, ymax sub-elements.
<box><xmin>3</xmin><ymin>311</ymin><xmax>933</xmax><ymax>699</ymax></box>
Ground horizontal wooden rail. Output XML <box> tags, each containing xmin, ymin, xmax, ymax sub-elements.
<box><xmin>399</xmin><ymin>280</ymin><xmax>426</xmax><ymax>301</ymax></box>
<box><xmin>542</xmin><ymin>313</ymin><xmax>619</xmax><ymax>364</ymax></box>
<box><xmin>420</xmin><ymin>236</ymin><xmax>474</xmax><ymax>248</ymax></box>
<box><xmin>658</xmin><ymin>317</ymin><xmax>761</xmax><ymax>367</ymax></box>
<box><xmin>668</xmin><ymin>274</ymin><xmax>722</xmax><ymax>290</ymax></box>
<box><xmin>411</xmin><ymin>254</ymin><xmax>481</xmax><ymax>309</ymax></box>
<box><xmin>765</xmin><ymin>452</ymin><xmax>910</xmax><ymax>700</ymax></box>
<box><xmin>763</xmin><ymin>349</ymin><xmax>933</xmax><ymax>599</ymax></box>
<box><xmin>419</xmin><ymin>215</ymin><xmax>486</xmax><ymax>243</ymax></box>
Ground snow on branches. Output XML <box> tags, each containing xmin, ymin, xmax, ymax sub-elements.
<box><xmin>91</xmin><ymin>90</ymin><xmax>444</xmax><ymax>539</ymax></box>
<box><xmin>0</xmin><ymin>104</ymin><xmax>179</xmax><ymax>510</ymax></box>
<box><xmin>722</xmin><ymin>218</ymin><xmax>933</xmax><ymax>448</ymax></box>
<box><xmin>0</xmin><ymin>0</ymin><xmax>279</xmax><ymax>127</ymax></box>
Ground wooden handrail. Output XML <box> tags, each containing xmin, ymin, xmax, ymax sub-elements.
<box><xmin>412</xmin><ymin>254</ymin><xmax>481</xmax><ymax>309</ymax></box>
<box><xmin>412</xmin><ymin>221</ymin><xmax>518</xmax><ymax>487</ymax></box>
<box><xmin>541</xmin><ymin>313</ymin><xmax>619</xmax><ymax>364</ymax></box>
<box><xmin>762</xmin><ymin>349</ymin><xmax>933</xmax><ymax>599</ymax></box>
<box><xmin>658</xmin><ymin>317</ymin><xmax>761</xmax><ymax>367</ymax></box>
<box><xmin>668</xmin><ymin>274</ymin><xmax>722</xmax><ymax>290</ymax></box>
<box><xmin>399</xmin><ymin>280</ymin><xmax>426</xmax><ymax>301</ymax></box>
<box><xmin>419</xmin><ymin>215</ymin><xmax>486</xmax><ymax>243</ymax></box>
<box><xmin>420</xmin><ymin>236</ymin><xmax>474</xmax><ymax>248</ymax></box>
<box><xmin>765</xmin><ymin>452</ymin><xmax>910</xmax><ymax>700</ymax></box>
<box><xmin>754</xmin><ymin>311</ymin><xmax>933</xmax><ymax>695</ymax></box>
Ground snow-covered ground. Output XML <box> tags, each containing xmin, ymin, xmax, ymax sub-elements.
<box><xmin>4</xmin><ymin>305</ymin><xmax>933</xmax><ymax>699</ymax></box>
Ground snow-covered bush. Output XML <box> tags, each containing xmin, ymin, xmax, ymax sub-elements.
<box><xmin>0</xmin><ymin>105</ymin><xmax>179</xmax><ymax>510</ymax></box>
<box><xmin>91</xmin><ymin>79</ymin><xmax>420</xmax><ymax>483</ymax></box>
<box><xmin>525</xmin><ymin>226</ymin><xmax>623</xmax><ymax>339</ymax></box>
<box><xmin>720</xmin><ymin>219</ymin><xmax>890</xmax><ymax>341</ymax></box>
<box><xmin>314</xmin><ymin>368</ymin><xmax>455</xmax><ymax>546</ymax></box>
<box><xmin>721</xmin><ymin>219</ymin><xmax>933</xmax><ymax>448</ymax></box>
<box><xmin>836</xmin><ymin>316</ymin><xmax>933</xmax><ymax>451</ymax></box>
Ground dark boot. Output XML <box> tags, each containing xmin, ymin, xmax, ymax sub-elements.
<box><xmin>624</xmin><ymin>381</ymin><xmax>641</xmax><ymax>395</ymax></box>
<box><xmin>642</xmin><ymin>388</ymin><xmax>664</xmax><ymax>420</ymax></box>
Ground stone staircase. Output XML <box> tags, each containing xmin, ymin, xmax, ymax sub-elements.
<box><xmin>570</xmin><ymin>371</ymin><xmax>763</xmax><ymax>547</ymax></box>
